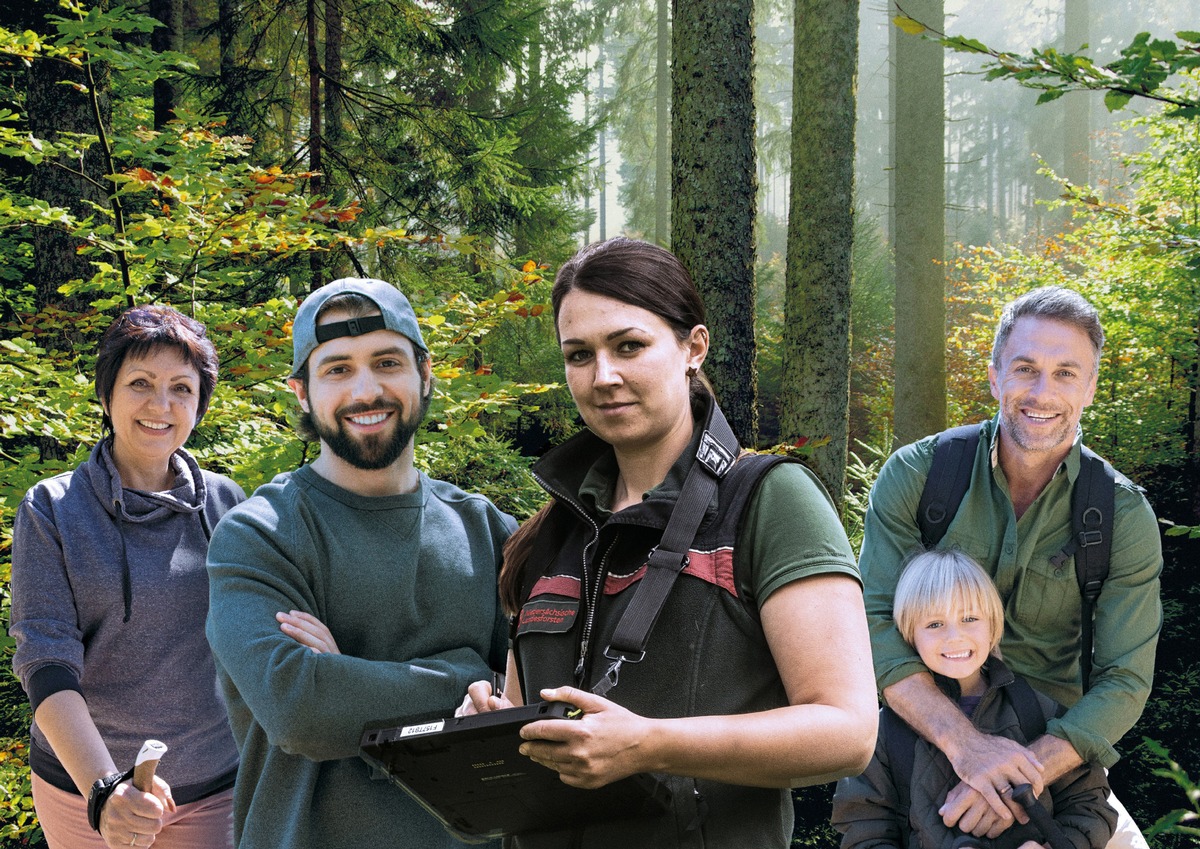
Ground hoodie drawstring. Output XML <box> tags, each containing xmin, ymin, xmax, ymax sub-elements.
<box><xmin>114</xmin><ymin>497</ymin><xmax>212</xmax><ymax>623</ymax></box>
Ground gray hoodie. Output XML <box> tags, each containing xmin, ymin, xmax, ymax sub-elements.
<box><xmin>10</xmin><ymin>438</ymin><xmax>244</xmax><ymax>802</ymax></box>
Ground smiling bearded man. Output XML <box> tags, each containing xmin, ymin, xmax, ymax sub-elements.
<box><xmin>205</xmin><ymin>278</ymin><xmax>514</xmax><ymax>849</ymax></box>
<box><xmin>857</xmin><ymin>286</ymin><xmax>1161</xmax><ymax>849</ymax></box>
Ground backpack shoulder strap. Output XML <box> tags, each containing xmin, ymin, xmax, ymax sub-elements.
<box><xmin>1005</xmin><ymin>675</ymin><xmax>1048</xmax><ymax>743</ymax></box>
<box><xmin>880</xmin><ymin>706</ymin><xmax>917</xmax><ymax>818</ymax></box>
<box><xmin>1072</xmin><ymin>447</ymin><xmax>1116</xmax><ymax>691</ymax></box>
<box><xmin>916</xmin><ymin>424</ymin><xmax>984</xmax><ymax>547</ymax></box>
<box><xmin>1049</xmin><ymin>446</ymin><xmax>1117</xmax><ymax>691</ymax></box>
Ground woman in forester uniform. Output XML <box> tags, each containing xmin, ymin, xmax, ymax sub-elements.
<box><xmin>462</xmin><ymin>238</ymin><xmax>878</xmax><ymax>849</ymax></box>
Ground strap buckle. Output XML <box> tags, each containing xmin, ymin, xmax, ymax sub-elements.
<box><xmin>592</xmin><ymin>648</ymin><xmax>646</xmax><ymax>697</ymax></box>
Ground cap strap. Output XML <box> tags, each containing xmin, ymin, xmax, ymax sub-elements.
<box><xmin>314</xmin><ymin>314</ymin><xmax>387</xmax><ymax>343</ymax></box>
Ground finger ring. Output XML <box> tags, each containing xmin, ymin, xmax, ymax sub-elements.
<box><xmin>999</xmin><ymin>784</ymin><xmax>1012</xmax><ymax>794</ymax></box>
<box><xmin>130</xmin><ymin>835</ymin><xmax>137</xmax><ymax>845</ymax></box>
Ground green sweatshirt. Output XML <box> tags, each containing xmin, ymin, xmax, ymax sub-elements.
<box><xmin>206</xmin><ymin>464</ymin><xmax>513</xmax><ymax>849</ymax></box>
<box><xmin>859</xmin><ymin>417</ymin><xmax>1161</xmax><ymax>768</ymax></box>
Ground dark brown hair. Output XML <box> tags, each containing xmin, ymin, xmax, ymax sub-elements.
<box><xmin>551</xmin><ymin>237</ymin><xmax>713</xmax><ymax>406</ymax></box>
<box><xmin>95</xmin><ymin>305</ymin><xmax>219</xmax><ymax>431</ymax></box>
<box><xmin>499</xmin><ymin>238</ymin><xmax>712</xmax><ymax>614</ymax></box>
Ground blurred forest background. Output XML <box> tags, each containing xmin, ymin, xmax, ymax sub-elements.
<box><xmin>1</xmin><ymin>0</ymin><xmax>1199</xmax><ymax>844</ymax></box>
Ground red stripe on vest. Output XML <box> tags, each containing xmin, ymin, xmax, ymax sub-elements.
<box><xmin>528</xmin><ymin>573</ymin><xmax>581</xmax><ymax>600</ymax></box>
<box><xmin>604</xmin><ymin>547</ymin><xmax>738</xmax><ymax>597</ymax></box>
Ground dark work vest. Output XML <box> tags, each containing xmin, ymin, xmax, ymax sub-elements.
<box><xmin>510</xmin><ymin>414</ymin><xmax>796</xmax><ymax>849</ymax></box>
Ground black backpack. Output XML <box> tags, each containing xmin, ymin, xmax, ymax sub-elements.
<box><xmin>915</xmin><ymin>423</ymin><xmax>1116</xmax><ymax>692</ymax></box>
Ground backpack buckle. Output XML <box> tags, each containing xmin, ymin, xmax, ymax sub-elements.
<box><xmin>1078</xmin><ymin>529</ymin><xmax>1103</xmax><ymax>547</ymax></box>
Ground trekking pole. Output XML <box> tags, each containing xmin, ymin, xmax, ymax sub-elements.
<box><xmin>1011</xmin><ymin>783</ymin><xmax>1072</xmax><ymax>849</ymax></box>
<box><xmin>132</xmin><ymin>740</ymin><xmax>168</xmax><ymax>792</ymax></box>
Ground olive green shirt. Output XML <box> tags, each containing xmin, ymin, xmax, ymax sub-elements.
<box><xmin>859</xmin><ymin>417</ymin><xmax>1161</xmax><ymax>768</ymax></box>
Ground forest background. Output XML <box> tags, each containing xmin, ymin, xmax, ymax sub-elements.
<box><xmin>1</xmin><ymin>0</ymin><xmax>1199</xmax><ymax>845</ymax></box>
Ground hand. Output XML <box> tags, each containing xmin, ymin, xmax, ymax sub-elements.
<box><xmin>99</xmin><ymin>776</ymin><xmax>174</xmax><ymax>848</ymax></box>
<box><xmin>276</xmin><ymin>610</ymin><xmax>340</xmax><ymax>654</ymax></box>
<box><xmin>940</xmin><ymin>780</ymin><xmax>1028</xmax><ymax>839</ymax></box>
<box><xmin>456</xmin><ymin>679</ymin><xmax>514</xmax><ymax>717</ymax></box>
<box><xmin>944</xmin><ymin>729</ymin><xmax>1044</xmax><ymax>822</ymax></box>
<box><xmin>518</xmin><ymin>687</ymin><xmax>654</xmax><ymax>789</ymax></box>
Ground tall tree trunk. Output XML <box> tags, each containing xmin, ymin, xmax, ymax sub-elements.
<box><xmin>307</xmin><ymin>0</ymin><xmax>323</xmax><ymax>192</ymax></box>
<box><xmin>671</xmin><ymin>0</ymin><xmax>758</xmax><ymax>447</ymax></box>
<box><xmin>149</xmin><ymin>0</ymin><xmax>182</xmax><ymax>129</ymax></box>
<box><xmin>324</xmin><ymin>0</ymin><xmax>353</xmax><ymax>278</ymax></box>
<box><xmin>654</xmin><ymin>0</ymin><xmax>670</xmax><ymax>246</ymax></box>
<box><xmin>27</xmin><ymin>13</ymin><xmax>110</xmax><ymax>312</ymax></box>
<box><xmin>890</xmin><ymin>0</ymin><xmax>945</xmax><ymax>446</ymax></box>
<box><xmin>307</xmin><ymin>0</ymin><xmax>324</xmax><ymax>286</ymax></box>
<box><xmin>782</xmin><ymin>0</ymin><xmax>858</xmax><ymax>505</ymax></box>
<box><xmin>1063</xmin><ymin>0</ymin><xmax>1090</xmax><ymax>189</ymax></box>
<box><xmin>23</xmin><ymin>0</ymin><xmax>113</xmax><ymax>461</ymax></box>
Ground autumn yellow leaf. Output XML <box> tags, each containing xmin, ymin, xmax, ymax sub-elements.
<box><xmin>893</xmin><ymin>16</ymin><xmax>926</xmax><ymax>35</ymax></box>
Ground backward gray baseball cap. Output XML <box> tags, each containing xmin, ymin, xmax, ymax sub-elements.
<box><xmin>290</xmin><ymin>278</ymin><xmax>428</xmax><ymax>375</ymax></box>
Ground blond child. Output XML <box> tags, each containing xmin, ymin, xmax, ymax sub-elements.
<box><xmin>832</xmin><ymin>549</ymin><xmax>1116</xmax><ymax>849</ymax></box>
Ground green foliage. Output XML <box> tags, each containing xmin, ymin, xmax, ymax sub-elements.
<box><xmin>0</xmin><ymin>6</ymin><xmax>573</xmax><ymax>843</ymax></box>
<box><xmin>895</xmin><ymin>15</ymin><xmax>1200</xmax><ymax>118</ymax></box>
<box><xmin>1141</xmin><ymin>739</ymin><xmax>1200</xmax><ymax>839</ymax></box>
<box><xmin>842</xmin><ymin>430</ymin><xmax>892</xmax><ymax>557</ymax></box>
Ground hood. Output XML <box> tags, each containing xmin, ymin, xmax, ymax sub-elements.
<box><xmin>86</xmin><ymin>436</ymin><xmax>209</xmax><ymax>524</ymax></box>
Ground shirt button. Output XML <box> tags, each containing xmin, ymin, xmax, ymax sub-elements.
<box><xmin>1004</xmin><ymin>544</ymin><xmax>1013</xmax><ymax>554</ymax></box>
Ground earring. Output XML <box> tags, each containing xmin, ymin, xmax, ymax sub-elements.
<box><xmin>686</xmin><ymin>367</ymin><xmax>697</xmax><ymax>379</ymax></box>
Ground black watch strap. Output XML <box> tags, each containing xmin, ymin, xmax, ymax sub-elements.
<box><xmin>87</xmin><ymin>767</ymin><xmax>133</xmax><ymax>832</ymax></box>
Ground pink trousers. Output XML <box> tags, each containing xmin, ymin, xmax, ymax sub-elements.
<box><xmin>32</xmin><ymin>774</ymin><xmax>233</xmax><ymax>849</ymax></box>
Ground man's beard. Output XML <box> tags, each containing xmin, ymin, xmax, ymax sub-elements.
<box><xmin>998</xmin><ymin>399</ymin><xmax>1075</xmax><ymax>454</ymax></box>
<box><xmin>309</xmin><ymin>393</ymin><xmax>431</xmax><ymax>470</ymax></box>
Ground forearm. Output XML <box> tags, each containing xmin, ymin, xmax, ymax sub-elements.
<box><xmin>34</xmin><ymin>690</ymin><xmax>119</xmax><ymax>796</ymax></box>
<box><xmin>640</xmin><ymin>701</ymin><xmax>875</xmax><ymax>788</ymax></box>
<box><xmin>882</xmin><ymin>672</ymin><xmax>975</xmax><ymax>758</ymax></box>
<box><xmin>1029</xmin><ymin>734</ymin><xmax>1083</xmax><ymax>785</ymax></box>
<box><xmin>234</xmin><ymin>646</ymin><xmax>490</xmax><ymax>761</ymax></box>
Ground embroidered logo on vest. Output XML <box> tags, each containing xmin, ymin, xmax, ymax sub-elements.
<box><xmin>516</xmin><ymin>600</ymin><xmax>580</xmax><ymax>636</ymax></box>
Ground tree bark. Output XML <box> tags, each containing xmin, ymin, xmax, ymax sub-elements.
<box><xmin>782</xmin><ymin>0</ymin><xmax>858</xmax><ymax>505</ymax></box>
<box><xmin>27</xmin><ymin>9</ymin><xmax>110</xmax><ymax>311</ymax></box>
<box><xmin>1063</xmin><ymin>0</ymin><xmax>1090</xmax><ymax>189</ymax></box>
<box><xmin>654</xmin><ymin>0</ymin><xmax>670</xmax><ymax>246</ymax></box>
<box><xmin>149</xmin><ymin>0</ymin><xmax>182</xmax><ymax>129</ymax></box>
<box><xmin>671</xmin><ymin>0</ymin><xmax>758</xmax><ymax>447</ymax></box>
<box><xmin>890</xmin><ymin>0</ymin><xmax>946</xmax><ymax>447</ymax></box>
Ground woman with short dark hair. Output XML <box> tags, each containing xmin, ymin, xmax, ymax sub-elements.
<box><xmin>11</xmin><ymin>304</ymin><xmax>244</xmax><ymax>849</ymax></box>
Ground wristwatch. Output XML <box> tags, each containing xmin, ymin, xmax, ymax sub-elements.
<box><xmin>87</xmin><ymin>769</ymin><xmax>132</xmax><ymax>832</ymax></box>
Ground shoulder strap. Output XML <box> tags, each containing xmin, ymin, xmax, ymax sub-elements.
<box><xmin>1005</xmin><ymin>675</ymin><xmax>1047</xmax><ymax>742</ymax></box>
<box><xmin>1049</xmin><ymin>446</ymin><xmax>1116</xmax><ymax>692</ymax></box>
<box><xmin>1073</xmin><ymin>447</ymin><xmax>1115</xmax><ymax>692</ymax></box>
<box><xmin>916</xmin><ymin>424</ymin><xmax>984</xmax><ymax>547</ymax></box>
<box><xmin>592</xmin><ymin>401</ymin><xmax>741</xmax><ymax>697</ymax></box>
<box><xmin>881</xmin><ymin>706</ymin><xmax>917</xmax><ymax>818</ymax></box>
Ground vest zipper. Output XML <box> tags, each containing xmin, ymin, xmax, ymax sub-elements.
<box><xmin>530</xmin><ymin>470</ymin><xmax>608</xmax><ymax>685</ymax></box>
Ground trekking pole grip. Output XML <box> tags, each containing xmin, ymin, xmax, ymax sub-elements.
<box><xmin>132</xmin><ymin>740</ymin><xmax>168</xmax><ymax>792</ymax></box>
